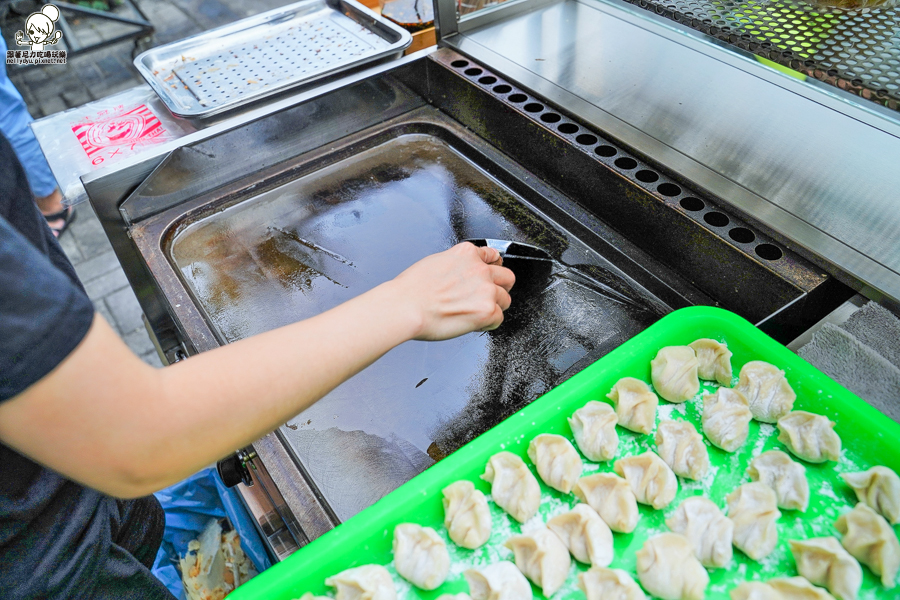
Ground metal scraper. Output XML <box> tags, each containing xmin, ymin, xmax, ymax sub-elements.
<box><xmin>463</xmin><ymin>238</ymin><xmax>554</xmax><ymax>295</ymax></box>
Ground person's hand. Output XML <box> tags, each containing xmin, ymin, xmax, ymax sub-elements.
<box><xmin>387</xmin><ymin>242</ymin><xmax>515</xmax><ymax>341</ymax></box>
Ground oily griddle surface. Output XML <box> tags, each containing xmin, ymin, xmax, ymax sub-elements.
<box><xmin>170</xmin><ymin>133</ymin><xmax>664</xmax><ymax>521</ymax></box>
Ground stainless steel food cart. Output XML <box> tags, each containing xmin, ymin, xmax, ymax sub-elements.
<box><xmin>33</xmin><ymin>0</ymin><xmax>900</xmax><ymax>562</ymax></box>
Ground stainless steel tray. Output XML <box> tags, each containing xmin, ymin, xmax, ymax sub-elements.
<box><xmin>134</xmin><ymin>0</ymin><xmax>412</xmax><ymax>119</ymax></box>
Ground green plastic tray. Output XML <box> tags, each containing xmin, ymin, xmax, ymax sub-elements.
<box><xmin>231</xmin><ymin>306</ymin><xmax>900</xmax><ymax>600</ymax></box>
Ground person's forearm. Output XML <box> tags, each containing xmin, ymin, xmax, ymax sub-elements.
<box><xmin>0</xmin><ymin>243</ymin><xmax>512</xmax><ymax>498</ymax></box>
<box><xmin>148</xmin><ymin>280</ymin><xmax>423</xmax><ymax>490</ymax></box>
<box><xmin>1</xmin><ymin>281</ymin><xmax>420</xmax><ymax>498</ymax></box>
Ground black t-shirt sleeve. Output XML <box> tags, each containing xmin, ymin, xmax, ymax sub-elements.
<box><xmin>0</xmin><ymin>215</ymin><xmax>94</xmax><ymax>401</ymax></box>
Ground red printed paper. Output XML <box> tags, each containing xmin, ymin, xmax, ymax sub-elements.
<box><xmin>71</xmin><ymin>104</ymin><xmax>167</xmax><ymax>167</ymax></box>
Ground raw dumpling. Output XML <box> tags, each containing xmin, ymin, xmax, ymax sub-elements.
<box><xmin>326</xmin><ymin>565</ymin><xmax>397</xmax><ymax>600</ymax></box>
<box><xmin>655</xmin><ymin>420</ymin><xmax>710</xmax><ymax>481</ymax></box>
<box><xmin>504</xmin><ymin>528</ymin><xmax>571</xmax><ymax>597</ymax></box>
<box><xmin>464</xmin><ymin>562</ymin><xmax>531</xmax><ymax>600</ymax></box>
<box><xmin>437</xmin><ymin>595</ymin><xmax>471</xmax><ymax>600</ymax></box>
<box><xmin>393</xmin><ymin>523</ymin><xmax>450</xmax><ymax>590</ymax></box>
<box><xmin>579</xmin><ymin>567</ymin><xmax>646</xmax><ymax>600</ymax></box>
<box><xmin>690</xmin><ymin>338</ymin><xmax>733</xmax><ymax>385</ymax></box>
<box><xmin>547</xmin><ymin>504</ymin><xmax>613</xmax><ymax>566</ymax></box>
<box><xmin>777</xmin><ymin>411</ymin><xmax>841</xmax><ymax>463</ymax></box>
<box><xmin>728</xmin><ymin>582</ymin><xmax>780</xmax><ymax>600</ymax></box>
<box><xmin>607</xmin><ymin>377</ymin><xmax>659</xmax><ymax>435</ymax></box>
<box><xmin>651</xmin><ymin>346</ymin><xmax>700</xmax><ymax>403</ymax></box>
<box><xmin>726</xmin><ymin>482</ymin><xmax>781</xmax><ymax>560</ymax></box>
<box><xmin>527</xmin><ymin>434</ymin><xmax>583</xmax><ymax>494</ymax></box>
<box><xmin>568</xmin><ymin>401</ymin><xmax>619</xmax><ymax>461</ymax></box>
<box><xmin>443</xmin><ymin>480</ymin><xmax>492</xmax><ymax>549</ymax></box>
<box><xmin>842</xmin><ymin>466</ymin><xmax>900</xmax><ymax>524</ymax></box>
<box><xmin>299</xmin><ymin>594</ymin><xmax>331</xmax><ymax>600</ymax></box>
<box><xmin>747</xmin><ymin>450</ymin><xmax>810</xmax><ymax>512</ymax></box>
<box><xmin>768</xmin><ymin>577</ymin><xmax>837</xmax><ymax>599</ymax></box>
<box><xmin>573</xmin><ymin>473</ymin><xmax>640</xmax><ymax>533</ymax></box>
<box><xmin>835</xmin><ymin>503</ymin><xmax>900</xmax><ymax>588</ymax></box>
<box><xmin>614</xmin><ymin>451</ymin><xmax>678</xmax><ymax>509</ymax></box>
<box><xmin>733</xmin><ymin>361</ymin><xmax>796</xmax><ymax>423</ymax></box>
<box><xmin>481</xmin><ymin>452</ymin><xmax>540</xmax><ymax>523</ymax></box>
<box><xmin>789</xmin><ymin>537</ymin><xmax>862</xmax><ymax>600</ymax></box>
<box><xmin>665</xmin><ymin>496</ymin><xmax>734</xmax><ymax>568</ymax></box>
<box><xmin>702</xmin><ymin>387</ymin><xmax>752</xmax><ymax>452</ymax></box>
<box><xmin>636</xmin><ymin>533</ymin><xmax>709</xmax><ymax>600</ymax></box>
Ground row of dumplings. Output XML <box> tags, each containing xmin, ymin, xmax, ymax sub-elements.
<box><xmin>652</xmin><ymin>339</ymin><xmax>794</xmax><ymax>422</ymax></box>
<box><xmin>295</xmin><ymin>454</ymin><xmax>627</xmax><ymax>600</ymax></box>
<box><xmin>298</xmin><ymin>457</ymin><xmax>900</xmax><ymax>600</ymax></box>
<box><xmin>297</xmin><ymin>439</ymin><xmax>660</xmax><ymax>600</ymax></box>
<box><xmin>728</xmin><ymin>499</ymin><xmax>900</xmax><ymax>600</ymax></box>
<box><xmin>624</xmin><ymin>339</ymin><xmax>841</xmax><ymax>465</ymax></box>
<box><xmin>304</xmin><ymin>490</ymin><xmax>900</xmax><ymax>600</ymax></box>
<box><xmin>299</xmin><ymin>340</ymin><xmax>900</xmax><ymax>600</ymax></box>
<box><xmin>476</xmin><ymin>450</ymin><xmax>900</xmax><ymax>597</ymax></box>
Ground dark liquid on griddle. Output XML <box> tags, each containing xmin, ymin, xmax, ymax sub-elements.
<box><xmin>170</xmin><ymin>134</ymin><xmax>662</xmax><ymax>520</ymax></box>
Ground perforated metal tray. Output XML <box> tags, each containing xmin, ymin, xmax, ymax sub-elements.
<box><xmin>626</xmin><ymin>0</ymin><xmax>900</xmax><ymax>112</ymax></box>
<box><xmin>134</xmin><ymin>0</ymin><xmax>411</xmax><ymax>119</ymax></box>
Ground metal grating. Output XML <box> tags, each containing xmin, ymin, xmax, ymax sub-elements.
<box><xmin>625</xmin><ymin>0</ymin><xmax>900</xmax><ymax>112</ymax></box>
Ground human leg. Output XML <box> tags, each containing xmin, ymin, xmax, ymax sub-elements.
<box><xmin>0</xmin><ymin>37</ymin><xmax>71</xmax><ymax>235</ymax></box>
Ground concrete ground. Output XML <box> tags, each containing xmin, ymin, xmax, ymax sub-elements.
<box><xmin>3</xmin><ymin>0</ymin><xmax>296</xmax><ymax>366</ymax></box>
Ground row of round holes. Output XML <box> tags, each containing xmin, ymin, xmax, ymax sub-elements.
<box><xmin>450</xmin><ymin>58</ymin><xmax>785</xmax><ymax>262</ymax></box>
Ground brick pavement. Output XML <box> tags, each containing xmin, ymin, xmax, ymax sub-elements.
<box><xmin>58</xmin><ymin>202</ymin><xmax>166</xmax><ymax>366</ymax></box>
<box><xmin>3</xmin><ymin>0</ymin><xmax>295</xmax><ymax>366</ymax></box>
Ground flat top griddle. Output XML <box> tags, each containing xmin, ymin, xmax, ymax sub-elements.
<box><xmin>169</xmin><ymin>132</ymin><xmax>666</xmax><ymax>521</ymax></box>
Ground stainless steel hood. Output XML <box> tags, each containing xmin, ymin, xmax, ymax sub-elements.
<box><xmin>436</xmin><ymin>0</ymin><xmax>900</xmax><ymax>305</ymax></box>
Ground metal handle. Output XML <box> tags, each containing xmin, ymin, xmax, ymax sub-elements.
<box><xmin>216</xmin><ymin>446</ymin><xmax>258</xmax><ymax>487</ymax></box>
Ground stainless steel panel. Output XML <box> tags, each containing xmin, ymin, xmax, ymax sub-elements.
<box><xmin>134</xmin><ymin>0</ymin><xmax>411</xmax><ymax>118</ymax></box>
<box><xmin>80</xmin><ymin>48</ymin><xmax>437</xmax><ymax>207</ymax></box>
<box><xmin>446</xmin><ymin>0</ymin><xmax>900</xmax><ymax>302</ymax></box>
<box><xmin>119</xmin><ymin>76</ymin><xmax>426</xmax><ymax>223</ymax></box>
<box><xmin>252</xmin><ymin>433</ymin><xmax>335</xmax><ymax>543</ymax></box>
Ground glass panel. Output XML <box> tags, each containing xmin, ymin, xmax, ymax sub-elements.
<box><xmin>459</xmin><ymin>0</ymin><xmax>517</xmax><ymax>16</ymax></box>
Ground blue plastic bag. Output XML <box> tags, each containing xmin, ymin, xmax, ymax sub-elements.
<box><xmin>151</xmin><ymin>468</ymin><xmax>272</xmax><ymax>599</ymax></box>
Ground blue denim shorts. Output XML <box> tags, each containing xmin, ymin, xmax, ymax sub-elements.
<box><xmin>0</xmin><ymin>37</ymin><xmax>60</xmax><ymax>198</ymax></box>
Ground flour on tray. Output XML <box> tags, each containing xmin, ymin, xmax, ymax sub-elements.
<box><xmin>658</xmin><ymin>402</ymin><xmax>687</xmax><ymax>420</ymax></box>
<box><xmin>752</xmin><ymin>424</ymin><xmax>777</xmax><ymax>456</ymax></box>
